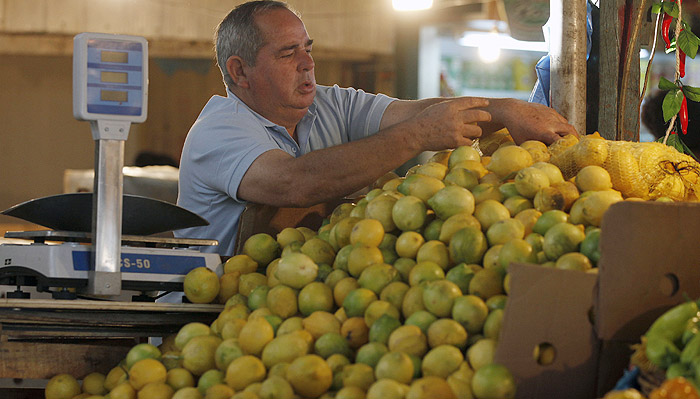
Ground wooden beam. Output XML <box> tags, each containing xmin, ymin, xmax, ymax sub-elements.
<box><xmin>0</xmin><ymin>33</ymin><xmax>381</xmax><ymax>61</ymax></box>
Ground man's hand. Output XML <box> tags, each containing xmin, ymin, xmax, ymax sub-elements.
<box><xmin>485</xmin><ymin>99</ymin><xmax>579</xmax><ymax>145</ymax></box>
<box><xmin>389</xmin><ymin>97</ymin><xmax>493</xmax><ymax>151</ymax></box>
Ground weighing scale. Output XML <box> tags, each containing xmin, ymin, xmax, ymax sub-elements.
<box><xmin>0</xmin><ymin>33</ymin><xmax>221</xmax><ymax>300</ymax></box>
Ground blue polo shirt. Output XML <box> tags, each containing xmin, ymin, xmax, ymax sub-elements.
<box><xmin>175</xmin><ymin>84</ymin><xmax>396</xmax><ymax>256</ymax></box>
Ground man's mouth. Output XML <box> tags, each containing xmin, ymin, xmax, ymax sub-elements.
<box><xmin>298</xmin><ymin>81</ymin><xmax>315</xmax><ymax>94</ymax></box>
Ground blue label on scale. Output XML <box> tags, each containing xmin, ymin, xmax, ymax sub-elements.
<box><xmin>72</xmin><ymin>251</ymin><xmax>206</xmax><ymax>275</ymax></box>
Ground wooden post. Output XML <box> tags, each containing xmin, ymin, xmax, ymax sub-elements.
<box><xmin>598</xmin><ymin>0</ymin><xmax>653</xmax><ymax>141</ymax></box>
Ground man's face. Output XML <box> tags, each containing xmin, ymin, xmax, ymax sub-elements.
<box><xmin>243</xmin><ymin>8</ymin><xmax>316</xmax><ymax>127</ymax></box>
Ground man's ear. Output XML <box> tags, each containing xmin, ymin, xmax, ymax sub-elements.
<box><xmin>226</xmin><ymin>56</ymin><xmax>249</xmax><ymax>88</ymax></box>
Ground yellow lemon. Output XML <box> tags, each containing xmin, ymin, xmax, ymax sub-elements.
<box><xmin>82</xmin><ymin>372</ymin><xmax>107</xmax><ymax>395</ymax></box>
<box><xmin>388</xmin><ymin>325</ymin><xmax>428</xmax><ymax>357</ymax></box>
<box><xmin>109</xmin><ymin>382</ymin><xmax>137</xmax><ymax>399</ymax></box>
<box><xmin>275</xmin><ymin>253</ymin><xmax>318</xmax><ymax>289</ymax></box>
<box><xmin>104</xmin><ymin>366</ymin><xmax>128</xmax><ymax>391</ymax></box>
<box><xmin>183</xmin><ymin>267</ymin><xmax>220</xmax><ymax>304</ymax></box>
<box><xmin>576</xmin><ymin>165</ymin><xmax>613</xmax><ymax>192</ymax></box>
<box><xmin>223</xmin><ymin>254</ymin><xmax>258</xmax><ymax>275</ymax></box>
<box><xmin>238</xmin><ymin>317</ymin><xmax>274</xmax><ymax>356</ymax></box>
<box><xmin>448</xmin><ymin>146</ymin><xmax>481</xmax><ymax>168</ymax></box>
<box><xmin>406</xmin><ymin>376</ymin><xmax>457</xmax><ymax>399</ymax></box>
<box><xmin>225</xmin><ymin>355</ymin><xmax>266</xmax><ymax>391</ymax></box>
<box><xmin>242</xmin><ymin>233</ymin><xmax>280</xmax><ymax>267</ymax></box>
<box><xmin>277</xmin><ymin>227</ymin><xmax>306</xmax><ymax>248</ymax></box>
<box><xmin>487</xmin><ymin>145</ymin><xmax>533</xmax><ymax>178</ymax></box>
<box><xmin>137</xmin><ymin>382</ymin><xmax>174</xmax><ymax>399</ymax></box>
<box><xmin>365</xmin><ymin>195</ymin><xmax>399</xmax><ymax>232</ymax></box>
<box><xmin>166</xmin><ymin>368</ymin><xmax>195</xmax><ymax>390</ymax></box>
<box><xmin>261</xmin><ymin>332</ymin><xmax>310</xmax><ymax>368</ymax></box>
<box><xmin>129</xmin><ymin>358</ymin><xmax>167</xmax><ymax>390</ymax></box>
<box><xmin>366</xmin><ymin>379</ymin><xmax>410</xmax><ymax>399</ymax></box>
<box><xmin>375</xmin><ymin>351</ymin><xmax>414</xmax><ymax>384</ymax></box>
<box><xmin>204</xmin><ymin>384</ymin><xmax>234</xmax><ymax>399</ymax></box>
<box><xmin>175</xmin><ymin>322</ymin><xmax>211</xmax><ymax>351</ymax></box>
<box><xmin>426</xmin><ymin>318</ymin><xmax>468</xmax><ymax>349</ymax></box>
<box><xmin>286</xmin><ymin>354</ymin><xmax>333</xmax><ymax>398</ymax></box>
<box><xmin>181</xmin><ymin>335</ymin><xmax>222</xmax><ymax>376</ymax></box>
<box><xmin>258</xmin><ymin>375</ymin><xmax>294</xmax><ymax>399</ymax></box>
<box><xmin>45</xmin><ymin>373</ymin><xmax>82</xmax><ymax>399</ymax></box>
<box><xmin>392</xmin><ymin>195</ymin><xmax>428</xmax><ymax>232</ymax></box>
<box><xmin>217</xmin><ymin>271</ymin><xmax>241</xmax><ymax>304</ymax></box>
<box><xmin>422</xmin><ymin>345</ymin><xmax>464</xmax><ymax>378</ymax></box>
<box><xmin>415</xmin><ymin>162</ymin><xmax>448</xmax><ymax>180</ymax></box>
<box><xmin>349</xmin><ymin>218</ymin><xmax>385</xmax><ymax>248</ymax></box>
<box><xmin>267</xmin><ymin>284</ymin><xmax>298</xmax><ymax>319</ymax></box>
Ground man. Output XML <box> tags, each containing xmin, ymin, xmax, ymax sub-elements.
<box><xmin>176</xmin><ymin>0</ymin><xmax>578</xmax><ymax>256</ymax></box>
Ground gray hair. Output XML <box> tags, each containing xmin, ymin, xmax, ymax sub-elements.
<box><xmin>215</xmin><ymin>1</ymin><xmax>299</xmax><ymax>89</ymax></box>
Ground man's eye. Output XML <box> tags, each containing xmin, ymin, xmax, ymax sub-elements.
<box><xmin>281</xmin><ymin>52</ymin><xmax>293</xmax><ymax>58</ymax></box>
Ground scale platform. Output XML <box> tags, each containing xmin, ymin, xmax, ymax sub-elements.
<box><xmin>0</xmin><ymin>193</ymin><xmax>222</xmax><ymax>299</ymax></box>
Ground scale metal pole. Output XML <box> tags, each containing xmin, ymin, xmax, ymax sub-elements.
<box><xmin>89</xmin><ymin>120</ymin><xmax>130</xmax><ymax>295</ymax></box>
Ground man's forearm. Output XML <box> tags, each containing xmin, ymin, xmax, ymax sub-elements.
<box><xmin>239</xmin><ymin>122</ymin><xmax>424</xmax><ymax>208</ymax></box>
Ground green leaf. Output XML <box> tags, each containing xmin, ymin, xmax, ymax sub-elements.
<box><xmin>683</xmin><ymin>85</ymin><xmax>700</xmax><ymax>102</ymax></box>
<box><xmin>662</xmin><ymin>2</ymin><xmax>679</xmax><ymax>18</ymax></box>
<box><xmin>678</xmin><ymin>30</ymin><xmax>699</xmax><ymax>59</ymax></box>
<box><xmin>661</xmin><ymin>133</ymin><xmax>686</xmax><ymax>154</ymax></box>
<box><xmin>659</xmin><ymin>77</ymin><xmax>678</xmax><ymax>91</ymax></box>
<box><xmin>652</xmin><ymin>3</ymin><xmax>662</xmax><ymax>14</ymax></box>
<box><xmin>663</xmin><ymin>133</ymin><xmax>699</xmax><ymax>160</ymax></box>
<box><xmin>662</xmin><ymin>89</ymin><xmax>683</xmax><ymax>122</ymax></box>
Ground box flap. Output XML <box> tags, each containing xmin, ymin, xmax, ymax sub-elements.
<box><xmin>495</xmin><ymin>262</ymin><xmax>599</xmax><ymax>399</ymax></box>
<box><xmin>596</xmin><ymin>201</ymin><xmax>700</xmax><ymax>341</ymax></box>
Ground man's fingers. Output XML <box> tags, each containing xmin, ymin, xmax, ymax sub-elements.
<box><xmin>460</xmin><ymin>109</ymin><xmax>492</xmax><ymax>124</ymax></box>
<box><xmin>460</xmin><ymin>124</ymin><xmax>483</xmax><ymax>140</ymax></box>
<box><xmin>452</xmin><ymin>96</ymin><xmax>490</xmax><ymax>110</ymax></box>
<box><xmin>555</xmin><ymin>122</ymin><xmax>579</xmax><ymax>137</ymax></box>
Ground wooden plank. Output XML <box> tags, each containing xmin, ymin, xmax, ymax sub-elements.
<box><xmin>0</xmin><ymin>298</ymin><xmax>222</xmax><ymax>312</ymax></box>
<box><xmin>0</xmin><ymin>299</ymin><xmax>222</xmax><ymax>338</ymax></box>
<box><xmin>0</xmin><ymin>0</ymin><xmax>396</xmax><ymax>56</ymax></box>
<box><xmin>0</xmin><ymin>339</ymin><xmax>132</xmax><ymax>379</ymax></box>
<box><xmin>0</xmin><ymin>32</ymin><xmax>383</xmax><ymax>60</ymax></box>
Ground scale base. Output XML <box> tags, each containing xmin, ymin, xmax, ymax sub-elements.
<box><xmin>0</xmin><ymin>230</ymin><xmax>222</xmax><ymax>300</ymax></box>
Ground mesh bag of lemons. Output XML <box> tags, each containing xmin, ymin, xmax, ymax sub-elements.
<box><xmin>546</xmin><ymin>132</ymin><xmax>700</xmax><ymax>201</ymax></box>
<box><xmin>45</xmin><ymin>132</ymin><xmax>700</xmax><ymax>399</ymax></box>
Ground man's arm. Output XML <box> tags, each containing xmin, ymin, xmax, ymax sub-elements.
<box><xmin>238</xmin><ymin>97</ymin><xmax>491</xmax><ymax>207</ymax></box>
<box><xmin>383</xmin><ymin>97</ymin><xmax>578</xmax><ymax>145</ymax></box>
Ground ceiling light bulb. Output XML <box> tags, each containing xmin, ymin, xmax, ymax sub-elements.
<box><xmin>392</xmin><ymin>0</ymin><xmax>433</xmax><ymax>11</ymax></box>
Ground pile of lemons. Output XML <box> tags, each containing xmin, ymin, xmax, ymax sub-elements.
<box><xmin>46</xmin><ymin>134</ymin><xmax>683</xmax><ymax>399</ymax></box>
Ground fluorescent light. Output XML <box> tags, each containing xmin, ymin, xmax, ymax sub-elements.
<box><xmin>479</xmin><ymin>45</ymin><xmax>501</xmax><ymax>63</ymax></box>
<box><xmin>392</xmin><ymin>0</ymin><xmax>433</xmax><ymax>11</ymax></box>
<box><xmin>459</xmin><ymin>32</ymin><xmax>548</xmax><ymax>52</ymax></box>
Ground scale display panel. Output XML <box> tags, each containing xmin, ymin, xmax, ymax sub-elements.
<box><xmin>73</xmin><ymin>33</ymin><xmax>148</xmax><ymax>122</ymax></box>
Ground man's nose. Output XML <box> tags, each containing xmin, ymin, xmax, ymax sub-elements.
<box><xmin>298</xmin><ymin>50</ymin><xmax>314</xmax><ymax>71</ymax></box>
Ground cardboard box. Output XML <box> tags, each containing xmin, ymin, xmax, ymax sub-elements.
<box><xmin>495</xmin><ymin>201</ymin><xmax>700</xmax><ymax>399</ymax></box>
